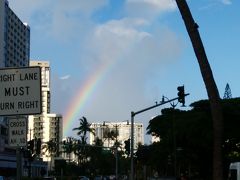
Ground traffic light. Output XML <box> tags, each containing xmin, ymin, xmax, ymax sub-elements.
<box><xmin>177</xmin><ymin>85</ymin><xmax>185</xmax><ymax>106</ymax></box>
<box><xmin>27</xmin><ymin>139</ymin><xmax>34</xmax><ymax>153</ymax></box>
<box><xmin>124</xmin><ymin>138</ymin><xmax>130</xmax><ymax>156</ymax></box>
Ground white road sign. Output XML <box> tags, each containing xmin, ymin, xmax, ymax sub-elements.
<box><xmin>8</xmin><ymin>118</ymin><xmax>27</xmax><ymax>147</ymax></box>
<box><xmin>0</xmin><ymin>67</ymin><xmax>42</xmax><ymax>115</ymax></box>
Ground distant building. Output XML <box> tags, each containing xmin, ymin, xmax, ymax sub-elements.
<box><xmin>28</xmin><ymin>61</ymin><xmax>63</xmax><ymax>164</ymax></box>
<box><xmin>90</xmin><ymin>121</ymin><xmax>144</xmax><ymax>151</ymax></box>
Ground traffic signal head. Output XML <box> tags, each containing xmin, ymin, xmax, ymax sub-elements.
<box><xmin>124</xmin><ymin>139</ymin><xmax>130</xmax><ymax>156</ymax></box>
<box><xmin>177</xmin><ymin>86</ymin><xmax>185</xmax><ymax>106</ymax></box>
<box><xmin>27</xmin><ymin>139</ymin><xmax>34</xmax><ymax>153</ymax></box>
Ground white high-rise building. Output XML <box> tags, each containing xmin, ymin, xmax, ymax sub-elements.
<box><xmin>30</xmin><ymin>61</ymin><xmax>51</xmax><ymax>114</ymax></box>
<box><xmin>28</xmin><ymin>61</ymin><xmax>63</xmax><ymax>162</ymax></box>
<box><xmin>90</xmin><ymin>121</ymin><xmax>144</xmax><ymax>150</ymax></box>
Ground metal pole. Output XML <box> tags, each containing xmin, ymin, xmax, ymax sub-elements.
<box><xmin>16</xmin><ymin>147</ymin><xmax>22</xmax><ymax>180</ymax></box>
<box><xmin>115</xmin><ymin>125</ymin><xmax>118</xmax><ymax>180</ymax></box>
<box><xmin>130</xmin><ymin>112</ymin><xmax>134</xmax><ymax>180</ymax></box>
<box><xmin>116</xmin><ymin>147</ymin><xmax>118</xmax><ymax>180</ymax></box>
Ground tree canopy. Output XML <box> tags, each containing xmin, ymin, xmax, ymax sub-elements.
<box><xmin>142</xmin><ymin>98</ymin><xmax>240</xmax><ymax>179</ymax></box>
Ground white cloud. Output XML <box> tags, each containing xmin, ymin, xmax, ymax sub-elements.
<box><xmin>8</xmin><ymin>0</ymin><xmax>108</xmax><ymax>19</ymax></box>
<box><xmin>199</xmin><ymin>3</ymin><xmax>217</xmax><ymax>11</ymax></box>
<box><xmin>95</xmin><ymin>18</ymin><xmax>150</xmax><ymax>45</ymax></box>
<box><xmin>60</xmin><ymin>75</ymin><xmax>71</xmax><ymax>80</ymax></box>
<box><xmin>48</xmin><ymin>0</ymin><xmax>108</xmax><ymax>41</ymax></box>
<box><xmin>221</xmin><ymin>0</ymin><xmax>232</xmax><ymax>5</ymax></box>
<box><xmin>127</xmin><ymin>0</ymin><xmax>176</xmax><ymax>10</ymax></box>
<box><xmin>80</xmin><ymin>18</ymin><xmax>153</xmax><ymax>70</ymax></box>
<box><xmin>126</xmin><ymin>0</ymin><xmax>176</xmax><ymax>19</ymax></box>
<box><xmin>8</xmin><ymin>0</ymin><xmax>109</xmax><ymax>42</ymax></box>
<box><xmin>7</xmin><ymin>0</ymin><xmax>50</xmax><ymax>21</ymax></box>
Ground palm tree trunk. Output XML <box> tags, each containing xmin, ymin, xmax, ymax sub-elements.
<box><xmin>175</xmin><ymin>1</ymin><xmax>223</xmax><ymax>180</ymax></box>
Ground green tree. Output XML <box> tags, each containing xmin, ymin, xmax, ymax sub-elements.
<box><xmin>146</xmin><ymin>108</ymin><xmax>211</xmax><ymax>177</ymax></box>
<box><xmin>146</xmin><ymin>98</ymin><xmax>240</xmax><ymax>179</ymax></box>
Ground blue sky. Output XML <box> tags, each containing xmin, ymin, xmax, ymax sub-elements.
<box><xmin>8</xmin><ymin>0</ymin><xmax>240</xmax><ymax>143</ymax></box>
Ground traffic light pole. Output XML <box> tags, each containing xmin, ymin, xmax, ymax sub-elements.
<box><xmin>130</xmin><ymin>93</ymin><xmax>189</xmax><ymax>180</ymax></box>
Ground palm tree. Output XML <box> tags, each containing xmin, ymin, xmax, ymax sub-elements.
<box><xmin>103</xmin><ymin>127</ymin><xmax>118</xmax><ymax>147</ymax></box>
<box><xmin>42</xmin><ymin>139</ymin><xmax>58</xmax><ymax>172</ymax></box>
<box><xmin>72</xmin><ymin>138</ymin><xmax>89</xmax><ymax>165</ymax></box>
<box><xmin>175</xmin><ymin>1</ymin><xmax>224</xmax><ymax>180</ymax></box>
<box><xmin>62</xmin><ymin>137</ymin><xmax>74</xmax><ymax>163</ymax></box>
<box><xmin>73</xmin><ymin>117</ymin><xmax>95</xmax><ymax>164</ymax></box>
<box><xmin>73</xmin><ymin>116</ymin><xmax>95</xmax><ymax>144</ymax></box>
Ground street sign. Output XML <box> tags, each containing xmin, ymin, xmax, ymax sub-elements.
<box><xmin>8</xmin><ymin>118</ymin><xmax>27</xmax><ymax>147</ymax></box>
<box><xmin>0</xmin><ymin>67</ymin><xmax>42</xmax><ymax>116</ymax></box>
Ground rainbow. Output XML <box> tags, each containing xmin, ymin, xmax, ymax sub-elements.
<box><xmin>63</xmin><ymin>61</ymin><xmax>113</xmax><ymax>137</ymax></box>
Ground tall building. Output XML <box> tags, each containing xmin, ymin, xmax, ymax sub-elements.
<box><xmin>90</xmin><ymin>121</ymin><xmax>144</xmax><ymax>151</ymax></box>
<box><xmin>0</xmin><ymin>0</ymin><xmax>30</xmax><ymax>68</ymax></box>
<box><xmin>30</xmin><ymin>61</ymin><xmax>51</xmax><ymax>114</ymax></box>
<box><xmin>28</xmin><ymin>61</ymin><xmax>63</xmax><ymax>163</ymax></box>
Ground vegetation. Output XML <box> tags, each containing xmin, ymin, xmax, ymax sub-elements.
<box><xmin>51</xmin><ymin>116</ymin><xmax>130</xmax><ymax>178</ymax></box>
<box><xmin>136</xmin><ymin>98</ymin><xmax>240</xmax><ymax>179</ymax></box>
<box><xmin>31</xmin><ymin>99</ymin><xmax>240</xmax><ymax>179</ymax></box>
<box><xmin>73</xmin><ymin>116</ymin><xmax>95</xmax><ymax>144</ymax></box>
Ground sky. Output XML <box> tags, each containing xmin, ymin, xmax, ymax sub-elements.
<box><xmin>8</xmin><ymin>0</ymin><xmax>240</xmax><ymax>144</ymax></box>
